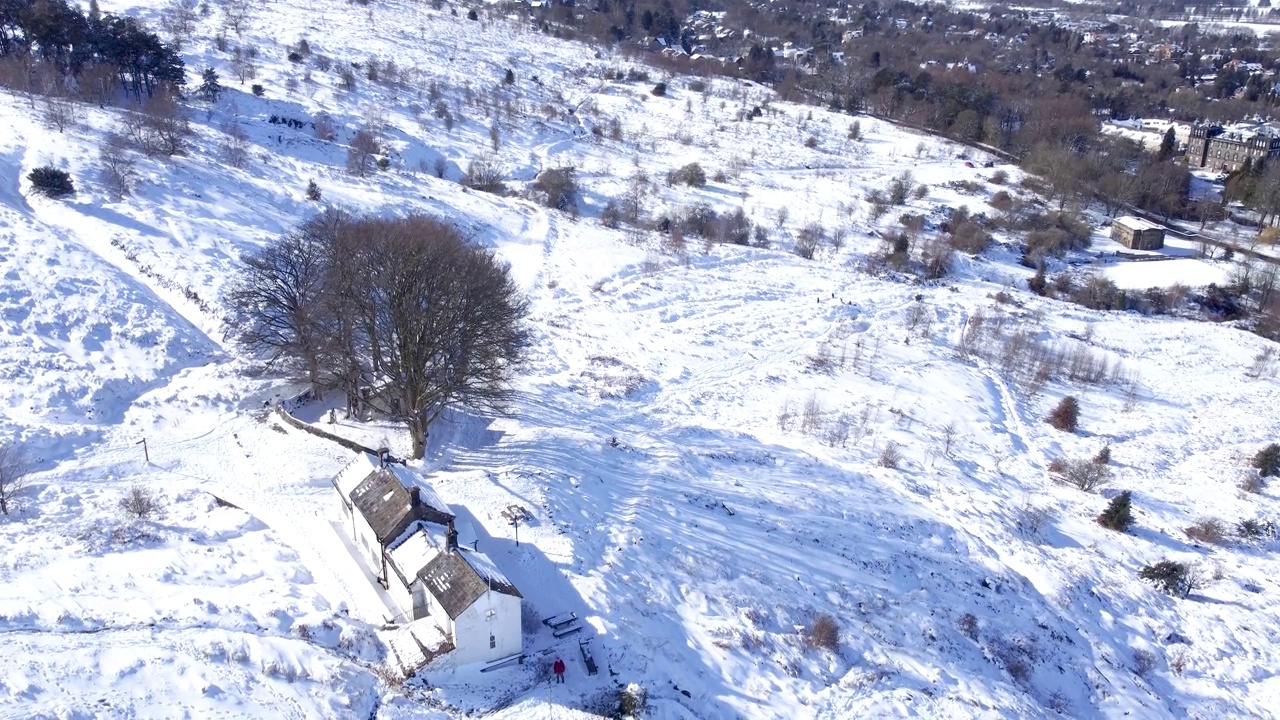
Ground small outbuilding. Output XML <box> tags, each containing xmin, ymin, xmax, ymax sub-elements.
<box><xmin>333</xmin><ymin>453</ymin><xmax>522</xmax><ymax>667</ymax></box>
<box><xmin>1111</xmin><ymin>216</ymin><xmax>1165</xmax><ymax>250</ymax></box>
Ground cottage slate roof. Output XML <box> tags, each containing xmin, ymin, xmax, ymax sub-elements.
<box><xmin>350</xmin><ymin>469</ymin><xmax>422</xmax><ymax>545</ymax></box>
<box><xmin>418</xmin><ymin>548</ymin><xmax>521</xmax><ymax>619</ymax></box>
<box><xmin>339</xmin><ymin>454</ymin><xmax>455</xmax><ymax>546</ymax></box>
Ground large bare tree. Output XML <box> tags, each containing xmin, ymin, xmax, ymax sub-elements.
<box><xmin>340</xmin><ymin>216</ymin><xmax>529</xmax><ymax>457</ymax></box>
<box><xmin>225</xmin><ymin>212</ymin><xmax>529</xmax><ymax>457</ymax></box>
<box><xmin>223</xmin><ymin>216</ymin><xmax>333</xmax><ymax>393</ymax></box>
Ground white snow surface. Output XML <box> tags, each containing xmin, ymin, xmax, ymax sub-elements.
<box><xmin>1</xmin><ymin>1</ymin><xmax>1279</xmax><ymax>718</ymax></box>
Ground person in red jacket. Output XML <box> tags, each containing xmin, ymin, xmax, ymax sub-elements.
<box><xmin>552</xmin><ymin>657</ymin><xmax>566</xmax><ymax>683</ymax></box>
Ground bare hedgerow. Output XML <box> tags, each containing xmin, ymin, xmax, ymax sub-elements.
<box><xmin>1237</xmin><ymin>518</ymin><xmax>1277</xmax><ymax>541</ymax></box>
<box><xmin>1239</xmin><ymin>470</ymin><xmax>1265</xmax><ymax>494</ymax></box>
<box><xmin>220</xmin><ymin>120</ymin><xmax>250</xmax><ymax>169</ymax></box>
<box><xmin>118</xmin><ymin>485</ymin><xmax>162</xmax><ymax>522</ymax></box>
<box><xmin>346</xmin><ymin>127</ymin><xmax>380</xmax><ymax>177</ymax></box>
<box><xmin>1054</xmin><ymin>458</ymin><xmax>1111</xmax><ymax>492</ymax></box>
<box><xmin>369</xmin><ymin>662</ymin><xmax>404</xmax><ymax>689</ymax></box>
<box><xmin>0</xmin><ymin>439</ymin><xmax>34</xmax><ymax>515</ymax></box>
<box><xmin>777</xmin><ymin>399</ymin><xmax>796</xmax><ymax>431</ymax></box>
<box><xmin>800</xmin><ymin>395</ymin><xmax>822</xmax><ymax>434</ymax></box>
<box><xmin>99</xmin><ymin>133</ymin><xmax>139</xmax><ymax>199</ymax></box>
<box><xmin>878</xmin><ymin>440</ymin><xmax>903</xmax><ymax>469</ymax></box>
<box><xmin>806</xmin><ymin>613</ymin><xmax>839</xmax><ymax>651</ymax></box>
<box><xmin>1184</xmin><ymin>518</ymin><xmax>1228</xmax><ymax>546</ymax></box>
<box><xmin>794</xmin><ymin>222</ymin><xmax>824</xmax><ymax>260</ymax></box>
<box><xmin>1131</xmin><ymin>648</ymin><xmax>1157</xmax><ymax>678</ymax></box>
<box><xmin>941</xmin><ymin>421</ymin><xmax>958</xmax><ymax>456</ymax></box>
<box><xmin>1014</xmin><ymin>500</ymin><xmax>1056</xmax><ymax>538</ymax></box>
<box><xmin>122</xmin><ymin>89</ymin><xmax>192</xmax><ymax>157</ymax></box>
<box><xmin>464</xmin><ymin>153</ymin><xmax>506</xmax><ymax>194</ymax></box>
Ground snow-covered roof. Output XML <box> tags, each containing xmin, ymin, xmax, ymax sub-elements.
<box><xmin>1114</xmin><ymin>216</ymin><xmax>1162</xmax><ymax>232</ymax></box>
<box><xmin>387</xmin><ymin>523</ymin><xmax>447</xmax><ymax>585</ymax></box>
<box><xmin>333</xmin><ymin>453</ymin><xmax>380</xmax><ymax>497</ymax></box>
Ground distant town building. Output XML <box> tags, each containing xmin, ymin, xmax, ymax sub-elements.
<box><xmin>1187</xmin><ymin>122</ymin><xmax>1280</xmax><ymax>172</ymax></box>
<box><xmin>1111</xmin><ymin>216</ymin><xmax>1165</xmax><ymax>250</ymax></box>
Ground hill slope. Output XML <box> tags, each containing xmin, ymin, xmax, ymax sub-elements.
<box><xmin>1</xmin><ymin>1</ymin><xmax>1279</xmax><ymax>718</ymax></box>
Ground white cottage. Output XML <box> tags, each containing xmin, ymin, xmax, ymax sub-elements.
<box><xmin>333</xmin><ymin>454</ymin><xmax>523</xmax><ymax>666</ymax></box>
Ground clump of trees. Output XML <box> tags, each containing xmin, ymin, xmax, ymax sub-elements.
<box><xmin>530</xmin><ymin>166</ymin><xmax>579</xmax><ymax>212</ymax></box>
<box><xmin>0</xmin><ymin>0</ymin><xmax>184</xmax><ymax>103</ymax></box>
<box><xmin>1139</xmin><ymin>560</ymin><xmax>1199</xmax><ymax>598</ymax></box>
<box><xmin>666</xmin><ymin>162</ymin><xmax>706</xmax><ymax>188</ymax></box>
<box><xmin>223</xmin><ymin>211</ymin><xmax>530</xmax><ymax>458</ymax></box>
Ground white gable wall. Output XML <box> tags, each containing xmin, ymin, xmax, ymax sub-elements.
<box><xmin>451</xmin><ymin>591</ymin><xmax>521</xmax><ymax>666</ymax></box>
<box><xmin>335</xmin><ymin>485</ymin><xmax>383</xmax><ymax>573</ymax></box>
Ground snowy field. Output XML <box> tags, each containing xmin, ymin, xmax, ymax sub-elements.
<box><xmin>1</xmin><ymin>0</ymin><xmax>1279</xmax><ymax>718</ymax></box>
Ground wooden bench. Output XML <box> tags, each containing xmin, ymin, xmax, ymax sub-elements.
<box><xmin>552</xmin><ymin>621</ymin><xmax>584</xmax><ymax>638</ymax></box>
<box><xmin>480</xmin><ymin>653</ymin><xmax>524</xmax><ymax>673</ymax></box>
<box><xmin>579</xmin><ymin>639</ymin><xmax>598</xmax><ymax>676</ymax></box>
<box><xmin>542</xmin><ymin>612</ymin><xmax>578</xmax><ymax>630</ymax></box>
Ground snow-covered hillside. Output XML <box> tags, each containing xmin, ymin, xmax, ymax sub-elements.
<box><xmin>2</xmin><ymin>0</ymin><xmax>1279</xmax><ymax>718</ymax></box>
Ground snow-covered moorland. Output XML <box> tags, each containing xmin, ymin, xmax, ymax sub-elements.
<box><xmin>1</xmin><ymin>0</ymin><xmax>1279</xmax><ymax>717</ymax></box>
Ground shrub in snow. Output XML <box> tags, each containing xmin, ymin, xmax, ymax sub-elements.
<box><xmin>619</xmin><ymin>683</ymin><xmax>647</xmax><ymax>718</ymax></box>
<box><xmin>1138</xmin><ymin>559</ymin><xmax>1197</xmax><ymax>597</ymax></box>
<box><xmin>118</xmin><ymin>485</ymin><xmax>162</xmax><ymax>521</ymax></box>
<box><xmin>305</xmin><ymin>179</ymin><xmax>321</xmax><ymax>201</ymax></box>
<box><xmin>806</xmin><ymin>613</ymin><xmax>840</xmax><ymax>651</ymax></box>
<box><xmin>1096</xmin><ymin>491</ymin><xmax>1133</xmax><ymax>532</ymax></box>
<box><xmin>1239</xmin><ymin>470</ymin><xmax>1265</xmax><ymax>494</ymax></box>
<box><xmin>793</xmin><ymin>223</ymin><xmax>823</xmax><ymax>260</ymax></box>
<box><xmin>1131</xmin><ymin>648</ymin><xmax>1157</xmax><ymax>677</ymax></box>
<box><xmin>1054</xmin><ymin>458</ymin><xmax>1110</xmax><ymax>491</ymax></box>
<box><xmin>464</xmin><ymin>153</ymin><xmax>506</xmax><ymax>194</ymax></box>
<box><xmin>666</xmin><ymin>162</ymin><xmax>706</xmax><ymax>188</ymax></box>
<box><xmin>878</xmin><ymin>441</ymin><xmax>902</xmax><ymax>469</ymax></box>
<box><xmin>1184</xmin><ymin>518</ymin><xmax>1228</xmax><ymax>546</ymax></box>
<box><xmin>1253</xmin><ymin>443</ymin><xmax>1280</xmax><ymax>477</ymax></box>
<box><xmin>1236</xmin><ymin>518</ymin><xmax>1276</xmax><ymax>541</ymax></box>
<box><xmin>1014</xmin><ymin>501</ymin><xmax>1055</xmax><ymax>538</ymax></box>
<box><xmin>0</xmin><ymin>439</ymin><xmax>33</xmax><ymax>515</ymax></box>
<box><xmin>531</xmin><ymin>167</ymin><xmax>579</xmax><ymax>212</ymax></box>
<box><xmin>1093</xmin><ymin>445</ymin><xmax>1111</xmax><ymax>465</ymax></box>
<box><xmin>1047</xmin><ymin>395</ymin><xmax>1079</xmax><ymax>432</ymax></box>
<box><xmin>650</xmin><ymin>81</ymin><xmax>666</xmax><ymax>96</ymax></box>
<box><xmin>957</xmin><ymin>612</ymin><xmax>979</xmax><ymax>640</ymax></box>
<box><xmin>28</xmin><ymin>166</ymin><xmax>74</xmax><ymax>197</ymax></box>
<box><xmin>196</xmin><ymin>67</ymin><xmax>222</xmax><ymax>102</ymax></box>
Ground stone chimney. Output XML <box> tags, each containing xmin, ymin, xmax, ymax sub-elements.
<box><xmin>446</xmin><ymin>519</ymin><xmax>459</xmax><ymax>552</ymax></box>
<box><xmin>408</xmin><ymin>486</ymin><xmax>421</xmax><ymax>509</ymax></box>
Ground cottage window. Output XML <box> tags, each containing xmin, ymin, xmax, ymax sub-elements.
<box><xmin>490</xmin><ymin>634</ymin><xmax>496</xmax><ymax>649</ymax></box>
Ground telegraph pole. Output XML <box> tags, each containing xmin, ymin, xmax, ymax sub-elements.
<box><xmin>136</xmin><ymin>438</ymin><xmax>149</xmax><ymax>463</ymax></box>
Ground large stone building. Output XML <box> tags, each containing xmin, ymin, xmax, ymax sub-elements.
<box><xmin>1111</xmin><ymin>216</ymin><xmax>1165</xmax><ymax>250</ymax></box>
<box><xmin>1187</xmin><ymin>122</ymin><xmax>1280</xmax><ymax>172</ymax></box>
